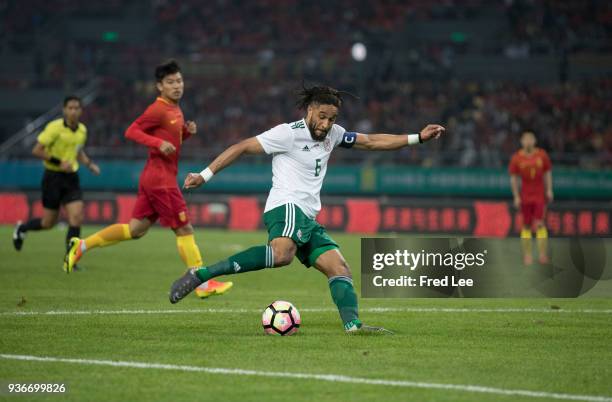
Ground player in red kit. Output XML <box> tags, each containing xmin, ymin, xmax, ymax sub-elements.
<box><xmin>64</xmin><ymin>60</ymin><xmax>232</xmax><ymax>298</ymax></box>
<box><xmin>509</xmin><ymin>131</ymin><xmax>553</xmax><ymax>265</ymax></box>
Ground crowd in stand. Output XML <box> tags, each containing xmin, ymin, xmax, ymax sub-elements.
<box><xmin>504</xmin><ymin>0</ymin><xmax>611</xmax><ymax>56</ymax></box>
<box><xmin>1</xmin><ymin>0</ymin><xmax>610</xmax><ymax>167</ymax></box>
<box><xmin>82</xmin><ymin>75</ymin><xmax>612</xmax><ymax>168</ymax></box>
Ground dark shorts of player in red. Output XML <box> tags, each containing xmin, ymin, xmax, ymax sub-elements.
<box><xmin>521</xmin><ymin>201</ymin><xmax>546</xmax><ymax>227</ymax></box>
<box><xmin>132</xmin><ymin>185</ymin><xmax>189</xmax><ymax>228</ymax></box>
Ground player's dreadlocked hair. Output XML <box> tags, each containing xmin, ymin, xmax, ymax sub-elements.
<box><xmin>296</xmin><ymin>84</ymin><xmax>356</xmax><ymax>110</ymax></box>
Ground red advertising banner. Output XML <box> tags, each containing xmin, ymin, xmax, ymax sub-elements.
<box><xmin>0</xmin><ymin>192</ymin><xmax>609</xmax><ymax>237</ymax></box>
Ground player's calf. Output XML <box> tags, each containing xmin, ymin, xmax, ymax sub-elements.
<box><xmin>535</xmin><ymin>224</ymin><xmax>549</xmax><ymax>264</ymax></box>
<box><xmin>13</xmin><ymin>218</ymin><xmax>46</xmax><ymax>251</ymax></box>
<box><xmin>40</xmin><ymin>214</ymin><xmax>58</xmax><ymax>229</ymax></box>
<box><xmin>170</xmin><ymin>244</ymin><xmax>276</xmax><ymax>303</ymax></box>
<box><xmin>314</xmin><ymin>248</ymin><xmax>352</xmax><ymax>279</ymax></box>
<box><xmin>313</xmin><ymin>248</ymin><xmax>390</xmax><ymax>333</ymax></box>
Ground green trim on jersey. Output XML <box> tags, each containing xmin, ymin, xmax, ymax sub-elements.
<box><xmin>263</xmin><ymin>203</ymin><xmax>339</xmax><ymax>267</ymax></box>
<box><xmin>290</xmin><ymin>120</ymin><xmax>306</xmax><ymax>130</ymax></box>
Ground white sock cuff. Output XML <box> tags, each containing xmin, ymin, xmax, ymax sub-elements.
<box><xmin>328</xmin><ymin>275</ymin><xmax>353</xmax><ymax>285</ymax></box>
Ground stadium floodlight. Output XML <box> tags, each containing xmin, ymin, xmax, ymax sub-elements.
<box><xmin>351</xmin><ymin>42</ymin><xmax>367</xmax><ymax>62</ymax></box>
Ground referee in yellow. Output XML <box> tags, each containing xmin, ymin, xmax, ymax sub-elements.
<box><xmin>13</xmin><ymin>96</ymin><xmax>100</xmax><ymax>262</ymax></box>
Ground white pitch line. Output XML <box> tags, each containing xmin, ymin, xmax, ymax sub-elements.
<box><xmin>1</xmin><ymin>307</ymin><xmax>612</xmax><ymax>317</ymax></box>
<box><xmin>0</xmin><ymin>354</ymin><xmax>610</xmax><ymax>402</ymax></box>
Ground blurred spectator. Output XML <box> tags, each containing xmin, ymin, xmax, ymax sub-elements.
<box><xmin>1</xmin><ymin>0</ymin><xmax>610</xmax><ymax>168</ymax></box>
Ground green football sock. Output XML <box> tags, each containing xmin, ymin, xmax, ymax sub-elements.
<box><xmin>328</xmin><ymin>276</ymin><xmax>360</xmax><ymax>328</ymax></box>
<box><xmin>195</xmin><ymin>245</ymin><xmax>274</xmax><ymax>282</ymax></box>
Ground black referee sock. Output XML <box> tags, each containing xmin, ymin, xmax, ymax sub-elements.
<box><xmin>20</xmin><ymin>218</ymin><xmax>42</xmax><ymax>233</ymax></box>
<box><xmin>66</xmin><ymin>226</ymin><xmax>81</xmax><ymax>249</ymax></box>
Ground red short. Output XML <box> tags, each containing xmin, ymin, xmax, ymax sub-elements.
<box><xmin>521</xmin><ymin>201</ymin><xmax>546</xmax><ymax>226</ymax></box>
<box><xmin>132</xmin><ymin>185</ymin><xmax>189</xmax><ymax>228</ymax></box>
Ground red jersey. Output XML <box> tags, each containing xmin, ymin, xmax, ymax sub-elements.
<box><xmin>125</xmin><ymin>97</ymin><xmax>192</xmax><ymax>188</ymax></box>
<box><xmin>508</xmin><ymin>148</ymin><xmax>551</xmax><ymax>203</ymax></box>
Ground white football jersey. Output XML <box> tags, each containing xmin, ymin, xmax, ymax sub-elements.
<box><xmin>256</xmin><ymin>118</ymin><xmax>356</xmax><ymax>218</ymax></box>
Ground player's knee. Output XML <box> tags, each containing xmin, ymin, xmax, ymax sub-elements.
<box><xmin>331</xmin><ymin>260</ymin><xmax>352</xmax><ymax>278</ymax></box>
<box><xmin>273</xmin><ymin>246</ymin><xmax>295</xmax><ymax>267</ymax></box>
<box><xmin>274</xmin><ymin>253</ymin><xmax>294</xmax><ymax>267</ymax></box>
<box><xmin>68</xmin><ymin>214</ymin><xmax>84</xmax><ymax>227</ymax></box>
<box><xmin>174</xmin><ymin>224</ymin><xmax>193</xmax><ymax>236</ymax></box>
<box><xmin>128</xmin><ymin>219</ymin><xmax>151</xmax><ymax>239</ymax></box>
<box><xmin>269</xmin><ymin>237</ymin><xmax>296</xmax><ymax>267</ymax></box>
<box><xmin>340</xmin><ymin>260</ymin><xmax>352</xmax><ymax>278</ymax></box>
<box><xmin>41</xmin><ymin>216</ymin><xmax>56</xmax><ymax>229</ymax></box>
<box><xmin>130</xmin><ymin>227</ymin><xmax>148</xmax><ymax>239</ymax></box>
<box><xmin>131</xmin><ymin>230</ymin><xmax>146</xmax><ymax>239</ymax></box>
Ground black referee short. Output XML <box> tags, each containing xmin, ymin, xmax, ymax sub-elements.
<box><xmin>41</xmin><ymin>169</ymin><xmax>83</xmax><ymax>210</ymax></box>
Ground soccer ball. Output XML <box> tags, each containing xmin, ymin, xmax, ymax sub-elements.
<box><xmin>262</xmin><ymin>300</ymin><xmax>301</xmax><ymax>336</ymax></box>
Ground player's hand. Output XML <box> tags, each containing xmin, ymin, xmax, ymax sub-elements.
<box><xmin>513</xmin><ymin>196</ymin><xmax>521</xmax><ymax>209</ymax></box>
<box><xmin>186</xmin><ymin>121</ymin><xmax>197</xmax><ymax>135</ymax></box>
<box><xmin>183</xmin><ymin>173</ymin><xmax>204</xmax><ymax>189</ymax></box>
<box><xmin>159</xmin><ymin>140</ymin><xmax>176</xmax><ymax>155</ymax></box>
<box><xmin>88</xmin><ymin>162</ymin><xmax>101</xmax><ymax>176</ymax></box>
<box><xmin>547</xmin><ymin>190</ymin><xmax>554</xmax><ymax>203</ymax></box>
<box><xmin>60</xmin><ymin>161</ymin><xmax>74</xmax><ymax>173</ymax></box>
<box><xmin>419</xmin><ymin>124</ymin><xmax>445</xmax><ymax>142</ymax></box>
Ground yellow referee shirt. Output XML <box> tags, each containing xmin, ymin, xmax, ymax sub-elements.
<box><xmin>37</xmin><ymin>118</ymin><xmax>87</xmax><ymax>172</ymax></box>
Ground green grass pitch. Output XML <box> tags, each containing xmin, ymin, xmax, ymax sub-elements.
<box><xmin>0</xmin><ymin>225</ymin><xmax>611</xmax><ymax>402</ymax></box>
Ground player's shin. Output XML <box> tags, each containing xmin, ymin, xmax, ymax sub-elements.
<box><xmin>83</xmin><ymin>223</ymin><xmax>132</xmax><ymax>251</ymax></box>
<box><xmin>520</xmin><ymin>228</ymin><xmax>533</xmax><ymax>262</ymax></box>
<box><xmin>195</xmin><ymin>245</ymin><xmax>274</xmax><ymax>282</ymax></box>
<box><xmin>328</xmin><ymin>276</ymin><xmax>361</xmax><ymax>330</ymax></box>
<box><xmin>20</xmin><ymin>218</ymin><xmax>43</xmax><ymax>232</ymax></box>
<box><xmin>536</xmin><ymin>226</ymin><xmax>549</xmax><ymax>261</ymax></box>
<box><xmin>176</xmin><ymin>234</ymin><xmax>203</xmax><ymax>268</ymax></box>
<box><xmin>66</xmin><ymin>226</ymin><xmax>80</xmax><ymax>250</ymax></box>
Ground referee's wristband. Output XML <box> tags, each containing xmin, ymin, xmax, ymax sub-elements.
<box><xmin>48</xmin><ymin>157</ymin><xmax>61</xmax><ymax>166</ymax></box>
<box><xmin>199</xmin><ymin>167</ymin><xmax>214</xmax><ymax>182</ymax></box>
<box><xmin>407</xmin><ymin>133</ymin><xmax>421</xmax><ymax>145</ymax></box>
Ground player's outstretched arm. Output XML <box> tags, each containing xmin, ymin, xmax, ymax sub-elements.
<box><xmin>184</xmin><ymin>137</ymin><xmax>264</xmax><ymax>189</ymax></box>
<box><xmin>353</xmin><ymin>124</ymin><xmax>445</xmax><ymax>151</ymax></box>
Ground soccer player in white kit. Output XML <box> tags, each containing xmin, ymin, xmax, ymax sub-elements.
<box><xmin>170</xmin><ymin>85</ymin><xmax>445</xmax><ymax>333</ymax></box>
